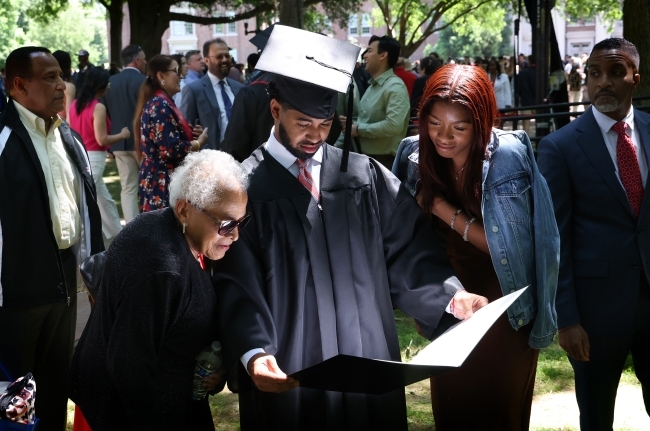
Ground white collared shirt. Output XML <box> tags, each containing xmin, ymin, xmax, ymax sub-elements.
<box><xmin>207</xmin><ymin>71</ymin><xmax>235</xmax><ymax>142</ymax></box>
<box><xmin>14</xmin><ymin>100</ymin><xmax>81</xmax><ymax>249</ymax></box>
<box><xmin>264</xmin><ymin>126</ymin><xmax>323</xmax><ymax>192</ymax></box>
<box><xmin>592</xmin><ymin>106</ymin><xmax>647</xmax><ymax>187</ymax></box>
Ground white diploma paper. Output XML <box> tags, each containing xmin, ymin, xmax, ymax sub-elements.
<box><xmin>410</xmin><ymin>286</ymin><xmax>528</xmax><ymax>367</ymax></box>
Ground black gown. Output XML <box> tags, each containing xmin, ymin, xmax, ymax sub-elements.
<box><xmin>69</xmin><ymin>208</ymin><xmax>219</xmax><ymax>431</ymax></box>
<box><xmin>214</xmin><ymin>144</ymin><xmax>460</xmax><ymax>431</ymax></box>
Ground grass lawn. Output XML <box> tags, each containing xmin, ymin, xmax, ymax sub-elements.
<box><xmin>66</xmin><ymin>159</ymin><xmax>639</xmax><ymax>430</ymax></box>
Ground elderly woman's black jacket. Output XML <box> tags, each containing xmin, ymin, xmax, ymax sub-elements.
<box><xmin>69</xmin><ymin>208</ymin><xmax>219</xmax><ymax>431</ymax></box>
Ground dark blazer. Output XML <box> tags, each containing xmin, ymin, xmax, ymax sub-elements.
<box><xmin>180</xmin><ymin>75</ymin><xmax>244</xmax><ymax>150</ymax></box>
<box><xmin>221</xmin><ymin>73</ymin><xmax>274</xmax><ymax>162</ymax></box>
<box><xmin>102</xmin><ymin>68</ymin><xmax>146</xmax><ymax>152</ymax></box>
<box><xmin>0</xmin><ymin>100</ymin><xmax>103</xmax><ymax>308</ymax></box>
<box><xmin>537</xmin><ymin>107</ymin><xmax>650</xmax><ymax>336</ymax></box>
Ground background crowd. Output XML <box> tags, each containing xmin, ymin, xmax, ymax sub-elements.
<box><xmin>0</xmin><ymin>24</ymin><xmax>647</xmax><ymax>431</ymax></box>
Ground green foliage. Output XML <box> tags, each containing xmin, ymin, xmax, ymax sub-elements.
<box><xmin>555</xmin><ymin>0</ymin><xmax>622</xmax><ymax>25</ymax></box>
<box><xmin>26</xmin><ymin>0</ymin><xmax>109</xmax><ymax>65</ymax></box>
<box><xmin>0</xmin><ymin>0</ymin><xmax>30</xmax><ymax>60</ymax></box>
<box><xmin>433</xmin><ymin>1</ymin><xmax>513</xmax><ymax>60</ymax></box>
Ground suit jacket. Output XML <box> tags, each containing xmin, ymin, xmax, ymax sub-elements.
<box><xmin>0</xmin><ymin>100</ymin><xmax>103</xmax><ymax>308</ymax></box>
<box><xmin>221</xmin><ymin>73</ymin><xmax>274</xmax><ymax>162</ymax></box>
<box><xmin>537</xmin><ymin>106</ymin><xmax>650</xmax><ymax>337</ymax></box>
<box><xmin>180</xmin><ymin>75</ymin><xmax>244</xmax><ymax>150</ymax></box>
<box><xmin>102</xmin><ymin>68</ymin><xmax>146</xmax><ymax>152</ymax></box>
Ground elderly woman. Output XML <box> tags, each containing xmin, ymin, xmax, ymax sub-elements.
<box><xmin>69</xmin><ymin>150</ymin><xmax>250</xmax><ymax>431</ymax></box>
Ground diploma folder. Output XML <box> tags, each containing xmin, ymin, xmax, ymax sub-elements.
<box><xmin>290</xmin><ymin>287</ymin><xmax>527</xmax><ymax>395</ymax></box>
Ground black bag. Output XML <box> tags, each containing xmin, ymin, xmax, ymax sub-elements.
<box><xmin>79</xmin><ymin>251</ymin><xmax>106</xmax><ymax>303</ymax></box>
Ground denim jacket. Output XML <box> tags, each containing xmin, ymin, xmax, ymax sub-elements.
<box><xmin>392</xmin><ymin>129</ymin><xmax>559</xmax><ymax>348</ymax></box>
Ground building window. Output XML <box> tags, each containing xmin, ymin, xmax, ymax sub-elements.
<box><xmin>214</xmin><ymin>12</ymin><xmax>224</xmax><ymax>34</ymax></box>
<box><xmin>361</xmin><ymin>14</ymin><xmax>371</xmax><ymax>35</ymax></box>
<box><xmin>227</xmin><ymin>11</ymin><xmax>236</xmax><ymax>34</ymax></box>
<box><xmin>172</xmin><ymin>21</ymin><xmax>194</xmax><ymax>36</ymax></box>
<box><xmin>348</xmin><ymin>14</ymin><xmax>358</xmax><ymax>36</ymax></box>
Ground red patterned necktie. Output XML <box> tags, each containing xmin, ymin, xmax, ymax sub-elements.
<box><xmin>297</xmin><ymin>158</ymin><xmax>319</xmax><ymax>201</ymax></box>
<box><xmin>612</xmin><ymin>121</ymin><xmax>644</xmax><ymax>217</ymax></box>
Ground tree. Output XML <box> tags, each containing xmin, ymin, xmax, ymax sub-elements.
<box><xmin>0</xmin><ymin>0</ymin><xmax>30</xmax><ymax>62</ymax></box>
<box><xmin>433</xmin><ymin>3</ymin><xmax>512</xmax><ymax>60</ymax></box>
<box><xmin>623</xmin><ymin>0</ymin><xmax>650</xmax><ymax>99</ymax></box>
<box><xmin>26</xmin><ymin>0</ymin><xmax>109</xmax><ymax>65</ymax></box>
<box><xmin>371</xmin><ymin>0</ymin><xmax>506</xmax><ymax>58</ymax></box>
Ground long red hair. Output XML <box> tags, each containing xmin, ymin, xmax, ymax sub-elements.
<box><xmin>417</xmin><ymin>64</ymin><xmax>500</xmax><ymax>219</ymax></box>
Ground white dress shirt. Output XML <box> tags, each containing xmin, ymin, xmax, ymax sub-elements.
<box><xmin>592</xmin><ymin>106</ymin><xmax>647</xmax><ymax>188</ymax></box>
<box><xmin>14</xmin><ymin>101</ymin><xmax>81</xmax><ymax>250</ymax></box>
<box><xmin>207</xmin><ymin>71</ymin><xmax>235</xmax><ymax>142</ymax></box>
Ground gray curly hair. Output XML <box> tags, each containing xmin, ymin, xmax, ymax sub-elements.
<box><xmin>169</xmin><ymin>150</ymin><xmax>249</xmax><ymax>209</ymax></box>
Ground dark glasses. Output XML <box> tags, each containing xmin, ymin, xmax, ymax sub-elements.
<box><xmin>195</xmin><ymin>206</ymin><xmax>252</xmax><ymax>235</ymax></box>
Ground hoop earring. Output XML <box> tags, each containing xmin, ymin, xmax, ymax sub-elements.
<box><xmin>182</xmin><ymin>222</ymin><xmax>186</xmax><ymax>234</ymax></box>
<box><xmin>161</xmin><ymin>79</ymin><xmax>166</xmax><ymax>86</ymax></box>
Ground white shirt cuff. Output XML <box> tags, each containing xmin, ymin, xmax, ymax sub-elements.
<box><xmin>445</xmin><ymin>288</ymin><xmax>466</xmax><ymax>317</ymax></box>
<box><xmin>241</xmin><ymin>348</ymin><xmax>266</xmax><ymax>374</ymax></box>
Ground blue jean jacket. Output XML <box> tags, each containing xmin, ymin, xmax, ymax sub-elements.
<box><xmin>392</xmin><ymin>129</ymin><xmax>559</xmax><ymax>348</ymax></box>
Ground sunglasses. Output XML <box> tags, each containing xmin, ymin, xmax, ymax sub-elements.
<box><xmin>194</xmin><ymin>205</ymin><xmax>252</xmax><ymax>235</ymax></box>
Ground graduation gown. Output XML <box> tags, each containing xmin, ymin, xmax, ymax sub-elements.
<box><xmin>214</xmin><ymin>144</ymin><xmax>459</xmax><ymax>430</ymax></box>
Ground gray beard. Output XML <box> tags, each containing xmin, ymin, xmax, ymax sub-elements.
<box><xmin>594</xmin><ymin>101</ymin><xmax>619</xmax><ymax>113</ymax></box>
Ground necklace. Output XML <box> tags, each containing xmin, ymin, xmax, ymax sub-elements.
<box><xmin>454</xmin><ymin>165</ymin><xmax>466</xmax><ymax>182</ymax></box>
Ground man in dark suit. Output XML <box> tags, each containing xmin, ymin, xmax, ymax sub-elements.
<box><xmin>103</xmin><ymin>44</ymin><xmax>146</xmax><ymax>223</ymax></box>
<box><xmin>181</xmin><ymin>38</ymin><xmax>244</xmax><ymax>150</ymax></box>
<box><xmin>0</xmin><ymin>46</ymin><xmax>103</xmax><ymax>431</ymax></box>
<box><xmin>537</xmin><ymin>38</ymin><xmax>650</xmax><ymax>429</ymax></box>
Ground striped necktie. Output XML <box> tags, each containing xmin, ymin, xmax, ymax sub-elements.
<box><xmin>297</xmin><ymin>158</ymin><xmax>319</xmax><ymax>201</ymax></box>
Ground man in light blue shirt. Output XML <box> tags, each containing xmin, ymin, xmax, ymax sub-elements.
<box><xmin>183</xmin><ymin>49</ymin><xmax>204</xmax><ymax>85</ymax></box>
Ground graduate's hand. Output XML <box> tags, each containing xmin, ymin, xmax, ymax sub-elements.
<box><xmin>452</xmin><ymin>290</ymin><xmax>488</xmax><ymax>320</ymax></box>
<box><xmin>559</xmin><ymin>324</ymin><xmax>590</xmax><ymax>361</ymax></box>
<box><xmin>202</xmin><ymin>367</ymin><xmax>227</xmax><ymax>391</ymax></box>
<box><xmin>247</xmin><ymin>353</ymin><xmax>299</xmax><ymax>393</ymax></box>
<box><xmin>339</xmin><ymin>115</ymin><xmax>347</xmax><ymax>130</ymax></box>
<box><xmin>351</xmin><ymin>123</ymin><xmax>359</xmax><ymax>137</ymax></box>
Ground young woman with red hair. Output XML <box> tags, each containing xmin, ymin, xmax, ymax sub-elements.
<box><xmin>393</xmin><ymin>64</ymin><xmax>560</xmax><ymax>430</ymax></box>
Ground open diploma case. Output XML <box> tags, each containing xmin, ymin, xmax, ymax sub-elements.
<box><xmin>290</xmin><ymin>288</ymin><xmax>527</xmax><ymax>395</ymax></box>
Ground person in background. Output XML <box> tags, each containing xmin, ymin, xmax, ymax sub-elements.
<box><xmin>0</xmin><ymin>46</ymin><xmax>103</xmax><ymax>431</ymax></box>
<box><xmin>518</xmin><ymin>54</ymin><xmax>536</xmax><ymax>135</ymax></box>
<box><xmin>488</xmin><ymin>57</ymin><xmax>512</xmax><ymax>110</ymax></box>
<box><xmin>567</xmin><ymin>64</ymin><xmax>583</xmax><ymax>113</ymax></box>
<box><xmin>343</xmin><ymin>35</ymin><xmax>410</xmax><ymax>169</ymax></box>
<box><xmin>171</xmin><ymin>53</ymin><xmax>188</xmax><ymax>107</ymax></box>
<box><xmin>74</xmin><ymin>49</ymin><xmax>94</xmax><ymax>93</ymax></box>
<box><xmin>70</xmin><ymin>150</ymin><xmax>248</xmax><ymax>431</ymax></box>
<box><xmin>393</xmin><ymin>56</ymin><xmax>416</xmax><ymax>97</ymax></box>
<box><xmin>394</xmin><ymin>63</ymin><xmax>558</xmax><ymax>430</ymax></box>
<box><xmin>0</xmin><ymin>68</ymin><xmax>6</xmax><ymax>112</ymax></box>
<box><xmin>103</xmin><ymin>44</ymin><xmax>147</xmax><ymax>223</ymax></box>
<box><xmin>135</xmin><ymin>55</ymin><xmax>208</xmax><ymax>212</ymax></box>
<box><xmin>184</xmin><ymin>50</ymin><xmax>204</xmax><ymax>85</ymax></box>
<box><xmin>537</xmin><ymin>38</ymin><xmax>650</xmax><ymax>430</ymax></box>
<box><xmin>228</xmin><ymin>61</ymin><xmax>245</xmax><ymax>84</ymax></box>
<box><xmin>245</xmin><ymin>53</ymin><xmax>261</xmax><ymax>84</ymax></box>
<box><xmin>52</xmin><ymin>50</ymin><xmax>76</xmax><ymax>120</ymax></box>
<box><xmin>69</xmin><ymin>67</ymin><xmax>129</xmax><ymax>247</ymax></box>
<box><xmin>108</xmin><ymin>62</ymin><xmax>120</xmax><ymax>76</ymax></box>
<box><xmin>411</xmin><ymin>56</ymin><xmax>442</xmax><ymax>116</ymax></box>
<box><xmin>518</xmin><ymin>53</ymin><xmax>528</xmax><ymax>70</ymax></box>
<box><xmin>181</xmin><ymin>39</ymin><xmax>244</xmax><ymax>149</ymax></box>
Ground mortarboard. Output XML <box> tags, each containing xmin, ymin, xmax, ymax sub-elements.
<box><xmin>255</xmin><ymin>25</ymin><xmax>361</xmax><ymax>172</ymax></box>
<box><xmin>249</xmin><ymin>23</ymin><xmax>276</xmax><ymax>52</ymax></box>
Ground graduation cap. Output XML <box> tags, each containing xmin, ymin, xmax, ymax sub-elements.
<box><xmin>249</xmin><ymin>23</ymin><xmax>276</xmax><ymax>51</ymax></box>
<box><xmin>255</xmin><ymin>25</ymin><xmax>361</xmax><ymax>172</ymax></box>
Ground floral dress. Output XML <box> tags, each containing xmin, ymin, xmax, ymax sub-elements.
<box><xmin>138</xmin><ymin>96</ymin><xmax>192</xmax><ymax>212</ymax></box>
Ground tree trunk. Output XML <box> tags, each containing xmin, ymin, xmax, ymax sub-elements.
<box><xmin>279</xmin><ymin>0</ymin><xmax>303</xmax><ymax>29</ymax></box>
<box><xmin>108</xmin><ymin>1</ymin><xmax>123</xmax><ymax>66</ymax></box>
<box><xmin>128</xmin><ymin>0</ymin><xmax>174</xmax><ymax>59</ymax></box>
<box><xmin>624</xmin><ymin>0</ymin><xmax>650</xmax><ymax>103</ymax></box>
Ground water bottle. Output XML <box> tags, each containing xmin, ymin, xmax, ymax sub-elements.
<box><xmin>192</xmin><ymin>341</ymin><xmax>222</xmax><ymax>400</ymax></box>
